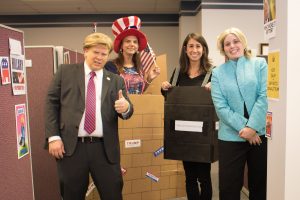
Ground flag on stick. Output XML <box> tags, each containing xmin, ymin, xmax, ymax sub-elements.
<box><xmin>93</xmin><ymin>22</ymin><xmax>97</xmax><ymax>33</ymax></box>
<box><xmin>140</xmin><ymin>43</ymin><xmax>156</xmax><ymax>73</ymax></box>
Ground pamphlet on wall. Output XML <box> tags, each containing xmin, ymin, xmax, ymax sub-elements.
<box><xmin>9</xmin><ymin>38</ymin><xmax>26</xmax><ymax>95</ymax></box>
<box><xmin>266</xmin><ymin>111</ymin><xmax>273</xmax><ymax>139</ymax></box>
<box><xmin>15</xmin><ymin>104</ymin><xmax>29</xmax><ymax>159</ymax></box>
<box><xmin>0</xmin><ymin>56</ymin><xmax>11</xmax><ymax>85</ymax></box>
<box><xmin>10</xmin><ymin>54</ymin><xmax>25</xmax><ymax>95</ymax></box>
<box><xmin>264</xmin><ymin>0</ymin><xmax>277</xmax><ymax>40</ymax></box>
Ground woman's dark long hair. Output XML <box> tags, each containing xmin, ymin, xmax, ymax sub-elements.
<box><xmin>113</xmin><ymin>42</ymin><xmax>142</xmax><ymax>74</ymax></box>
<box><xmin>179</xmin><ymin>33</ymin><xmax>213</xmax><ymax>74</ymax></box>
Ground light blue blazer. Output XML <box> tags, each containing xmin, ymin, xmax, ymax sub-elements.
<box><xmin>211</xmin><ymin>56</ymin><xmax>268</xmax><ymax>141</ymax></box>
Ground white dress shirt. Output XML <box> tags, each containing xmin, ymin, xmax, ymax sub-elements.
<box><xmin>78</xmin><ymin>62</ymin><xmax>103</xmax><ymax>137</ymax></box>
<box><xmin>48</xmin><ymin>62</ymin><xmax>104</xmax><ymax>143</ymax></box>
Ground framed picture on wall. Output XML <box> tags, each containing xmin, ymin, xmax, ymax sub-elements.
<box><xmin>260</xmin><ymin>43</ymin><xmax>269</xmax><ymax>55</ymax></box>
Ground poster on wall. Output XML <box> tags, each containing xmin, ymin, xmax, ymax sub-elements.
<box><xmin>0</xmin><ymin>56</ymin><xmax>11</xmax><ymax>85</ymax></box>
<box><xmin>266</xmin><ymin>111</ymin><xmax>273</xmax><ymax>139</ymax></box>
<box><xmin>9</xmin><ymin>38</ymin><xmax>22</xmax><ymax>55</ymax></box>
<box><xmin>15</xmin><ymin>104</ymin><xmax>29</xmax><ymax>159</ymax></box>
<box><xmin>267</xmin><ymin>50</ymin><xmax>280</xmax><ymax>99</ymax></box>
<box><xmin>264</xmin><ymin>0</ymin><xmax>276</xmax><ymax>40</ymax></box>
<box><xmin>9</xmin><ymin>38</ymin><xmax>26</xmax><ymax>95</ymax></box>
<box><xmin>10</xmin><ymin>54</ymin><xmax>26</xmax><ymax>95</ymax></box>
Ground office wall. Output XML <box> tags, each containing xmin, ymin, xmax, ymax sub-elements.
<box><xmin>179</xmin><ymin>9</ymin><xmax>264</xmax><ymax>76</ymax></box>
<box><xmin>179</xmin><ymin>15</ymin><xmax>202</xmax><ymax>48</ymax></box>
<box><xmin>20</xmin><ymin>26</ymin><xmax>179</xmax><ymax>80</ymax></box>
<box><xmin>285</xmin><ymin>0</ymin><xmax>300</xmax><ymax>198</ymax></box>
<box><xmin>201</xmin><ymin>9</ymin><xmax>264</xmax><ymax>66</ymax></box>
<box><xmin>19</xmin><ymin>9</ymin><xmax>263</xmax><ymax>79</ymax></box>
<box><xmin>265</xmin><ymin>0</ymin><xmax>286</xmax><ymax>198</ymax></box>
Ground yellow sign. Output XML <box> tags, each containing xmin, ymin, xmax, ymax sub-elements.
<box><xmin>267</xmin><ymin>51</ymin><xmax>280</xmax><ymax>99</ymax></box>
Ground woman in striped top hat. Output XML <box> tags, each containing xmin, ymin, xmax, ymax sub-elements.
<box><xmin>105</xmin><ymin>16</ymin><xmax>160</xmax><ymax>94</ymax></box>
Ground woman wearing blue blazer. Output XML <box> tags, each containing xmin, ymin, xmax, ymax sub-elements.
<box><xmin>211</xmin><ymin>27</ymin><xmax>268</xmax><ymax>200</ymax></box>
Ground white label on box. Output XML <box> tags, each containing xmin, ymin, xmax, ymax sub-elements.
<box><xmin>175</xmin><ymin>120</ymin><xmax>203</xmax><ymax>132</ymax></box>
<box><xmin>215</xmin><ymin>121</ymin><xmax>219</xmax><ymax>130</ymax></box>
<box><xmin>25</xmin><ymin>59</ymin><xmax>32</xmax><ymax>67</ymax></box>
<box><xmin>125</xmin><ymin>139</ymin><xmax>141</xmax><ymax>148</ymax></box>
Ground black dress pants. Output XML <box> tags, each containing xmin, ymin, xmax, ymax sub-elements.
<box><xmin>218</xmin><ymin>136</ymin><xmax>267</xmax><ymax>200</ymax></box>
<box><xmin>57</xmin><ymin>140</ymin><xmax>123</xmax><ymax>200</ymax></box>
<box><xmin>183</xmin><ymin>161</ymin><xmax>212</xmax><ymax>200</ymax></box>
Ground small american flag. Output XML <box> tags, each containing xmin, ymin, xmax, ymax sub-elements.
<box><xmin>93</xmin><ymin>22</ymin><xmax>97</xmax><ymax>33</ymax></box>
<box><xmin>140</xmin><ymin>43</ymin><xmax>155</xmax><ymax>73</ymax></box>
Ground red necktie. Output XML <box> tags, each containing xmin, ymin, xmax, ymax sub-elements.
<box><xmin>84</xmin><ymin>71</ymin><xmax>96</xmax><ymax>134</ymax></box>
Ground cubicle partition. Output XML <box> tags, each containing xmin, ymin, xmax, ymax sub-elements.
<box><xmin>25</xmin><ymin>45</ymin><xmax>84</xmax><ymax>200</ymax></box>
<box><xmin>0</xmin><ymin>24</ymin><xmax>34</xmax><ymax>200</ymax></box>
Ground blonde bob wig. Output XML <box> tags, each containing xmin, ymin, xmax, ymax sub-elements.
<box><xmin>217</xmin><ymin>27</ymin><xmax>251</xmax><ymax>59</ymax></box>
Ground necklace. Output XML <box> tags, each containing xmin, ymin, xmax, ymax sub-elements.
<box><xmin>188</xmin><ymin>70</ymin><xmax>201</xmax><ymax>78</ymax></box>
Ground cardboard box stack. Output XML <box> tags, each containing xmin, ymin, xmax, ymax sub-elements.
<box><xmin>120</xmin><ymin>95</ymin><xmax>186</xmax><ymax>200</ymax></box>
<box><xmin>86</xmin><ymin>95</ymin><xmax>186</xmax><ymax>200</ymax></box>
<box><xmin>86</xmin><ymin>54</ymin><xmax>186</xmax><ymax>200</ymax></box>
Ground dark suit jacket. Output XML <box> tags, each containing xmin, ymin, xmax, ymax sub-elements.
<box><xmin>45</xmin><ymin>63</ymin><xmax>133</xmax><ymax>163</ymax></box>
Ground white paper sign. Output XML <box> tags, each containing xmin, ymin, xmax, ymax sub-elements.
<box><xmin>25</xmin><ymin>59</ymin><xmax>32</xmax><ymax>67</ymax></box>
<box><xmin>125</xmin><ymin>139</ymin><xmax>141</xmax><ymax>148</ymax></box>
<box><xmin>175</xmin><ymin>120</ymin><xmax>203</xmax><ymax>132</ymax></box>
<box><xmin>9</xmin><ymin>38</ymin><xmax>22</xmax><ymax>55</ymax></box>
<box><xmin>215</xmin><ymin>121</ymin><xmax>219</xmax><ymax>130</ymax></box>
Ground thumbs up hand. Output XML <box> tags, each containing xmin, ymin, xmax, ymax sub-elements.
<box><xmin>115</xmin><ymin>90</ymin><xmax>129</xmax><ymax>114</ymax></box>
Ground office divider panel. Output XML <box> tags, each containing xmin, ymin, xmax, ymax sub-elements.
<box><xmin>0</xmin><ymin>24</ymin><xmax>34</xmax><ymax>200</ymax></box>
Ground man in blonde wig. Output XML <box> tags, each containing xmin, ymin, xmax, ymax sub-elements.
<box><xmin>45</xmin><ymin>32</ymin><xmax>133</xmax><ymax>200</ymax></box>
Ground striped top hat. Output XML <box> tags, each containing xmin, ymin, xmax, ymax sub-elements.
<box><xmin>112</xmin><ymin>16</ymin><xmax>147</xmax><ymax>53</ymax></box>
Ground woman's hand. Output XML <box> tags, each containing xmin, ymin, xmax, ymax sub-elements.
<box><xmin>161</xmin><ymin>81</ymin><xmax>172</xmax><ymax>91</ymax></box>
<box><xmin>239</xmin><ymin>127</ymin><xmax>262</xmax><ymax>145</ymax></box>
<box><xmin>148</xmin><ymin>66</ymin><xmax>160</xmax><ymax>82</ymax></box>
<box><xmin>204</xmin><ymin>82</ymin><xmax>211</xmax><ymax>91</ymax></box>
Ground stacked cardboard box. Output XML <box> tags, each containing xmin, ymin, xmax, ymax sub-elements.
<box><xmin>120</xmin><ymin>95</ymin><xmax>186</xmax><ymax>200</ymax></box>
<box><xmin>87</xmin><ymin>95</ymin><xmax>186</xmax><ymax>200</ymax></box>
<box><xmin>86</xmin><ymin>54</ymin><xmax>186</xmax><ymax>199</ymax></box>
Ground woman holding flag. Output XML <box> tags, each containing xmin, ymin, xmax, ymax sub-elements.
<box><xmin>105</xmin><ymin>16</ymin><xmax>160</xmax><ymax>94</ymax></box>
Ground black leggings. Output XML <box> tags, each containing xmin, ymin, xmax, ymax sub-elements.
<box><xmin>183</xmin><ymin>161</ymin><xmax>212</xmax><ymax>200</ymax></box>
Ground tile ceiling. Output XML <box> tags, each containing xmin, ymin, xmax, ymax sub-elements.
<box><xmin>0</xmin><ymin>0</ymin><xmax>181</xmax><ymax>15</ymax></box>
<box><xmin>0</xmin><ymin>0</ymin><xmax>262</xmax><ymax>27</ymax></box>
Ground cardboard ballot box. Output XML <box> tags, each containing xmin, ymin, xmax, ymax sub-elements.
<box><xmin>164</xmin><ymin>86</ymin><xmax>218</xmax><ymax>163</ymax></box>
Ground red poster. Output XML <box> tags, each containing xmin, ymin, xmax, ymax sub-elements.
<box><xmin>0</xmin><ymin>56</ymin><xmax>11</xmax><ymax>85</ymax></box>
<box><xmin>266</xmin><ymin>111</ymin><xmax>272</xmax><ymax>139</ymax></box>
